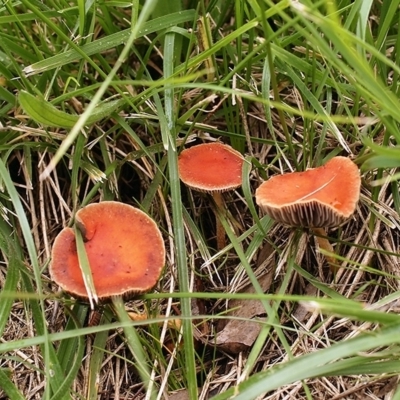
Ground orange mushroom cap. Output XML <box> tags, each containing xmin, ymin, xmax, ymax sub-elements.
<box><xmin>178</xmin><ymin>143</ymin><xmax>244</xmax><ymax>192</ymax></box>
<box><xmin>255</xmin><ymin>157</ymin><xmax>361</xmax><ymax>228</ymax></box>
<box><xmin>49</xmin><ymin>201</ymin><xmax>165</xmax><ymax>302</ymax></box>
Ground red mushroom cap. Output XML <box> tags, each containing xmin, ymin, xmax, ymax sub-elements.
<box><xmin>49</xmin><ymin>201</ymin><xmax>165</xmax><ymax>302</ymax></box>
<box><xmin>255</xmin><ymin>157</ymin><xmax>361</xmax><ymax>228</ymax></box>
<box><xmin>178</xmin><ymin>143</ymin><xmax>244</xmax><ymax>192</ymax></box>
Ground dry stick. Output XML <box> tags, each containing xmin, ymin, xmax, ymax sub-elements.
<box><xmin>330</xmin><ymin>376</ymin><xmax>396</xmax><ymax>400</ymax></box>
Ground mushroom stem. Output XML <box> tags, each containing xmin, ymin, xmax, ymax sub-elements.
<box><xmin>312</xmin><ymin>227</ymin><xmax>338</xmax><ymax>273</ymax></box>
<box><xmin>212</xmin><ymin>192</ymin><xmax>226</xmax><ymax>251</ymax></box>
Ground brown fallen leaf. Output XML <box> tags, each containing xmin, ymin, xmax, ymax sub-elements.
<box><xmin>215</xmin><ymin>245</ymin><xmax>274</xmax><ymax>354</ymax></box>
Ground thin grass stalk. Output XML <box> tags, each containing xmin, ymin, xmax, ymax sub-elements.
<box><xmin>0</xmin><ymin>369</ymin><xmax>24</xmax><ymax>400</ymax></box>
<box><xmin>210</xmin><ymin>322</ymin><xmax>400</xmax><ymax>400</ymax></box>
<box><xmin>39</xmin><ymin>0</ymin><xmax>159</xmax><ymax>179</ymax></box>
<box><xmin>216</xmin><ymin>209</ymin><xmax>292</xmax><ymax>371</ymax></box>
<box><xmin>0</xmin><ymin>222</ymin><xmax>20</xmax><ymax>337</ymax></box>
<box><xmin>0</xmin><ymin>159</ymin><xmax>66</xmax><ymax>399</ymax></box>
<box><xmin>240</xmin><ymin>252</ymin><xmax>297</xmax><ymax>381</ymax></box>
<box><xmin>112</xmin><ymin>297</ymin><xmax>155</xmax><ymax>398</ymax></box>
<box><xmin>86</xmin><ymin>311</ymin><xmax>111</xmax><ymax>400</ymax></box>
<box><xmin>163</xmin><ymin>31</ymin><xmax>198</xmax><ymax>397</ymax></box>
<box><xmin>258</xmin><ymin>1</ymin><xmax>298</xmax><ymax>168</ymax></box>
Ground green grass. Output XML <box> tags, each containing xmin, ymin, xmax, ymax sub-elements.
<box><xmin>1</xmin><ymin>0</ymin><xmax>400</xmax><ymax>399</ymax></box>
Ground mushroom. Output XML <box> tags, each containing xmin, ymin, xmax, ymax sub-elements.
<box><xmin>255</xmin><ymin>156</ymin><xmax>361</xmax><ymax>268</ymax></box>
<box><xmin>178</xmin><ymin>142</ymin><xmax>244</xmax><ymax>250</ymax></box>
<box><xmin>50</xmin><ymin>201</ymin><xmax>165</xmax><ymax>303</ymax></box>
<box><xmin>50</xmin><ymin>201</ymin><xmax>166</xmax><ymax>388</ymax></box>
